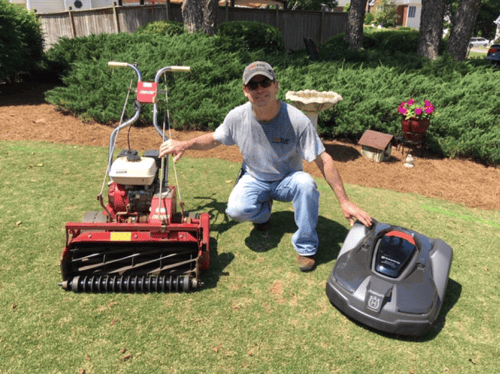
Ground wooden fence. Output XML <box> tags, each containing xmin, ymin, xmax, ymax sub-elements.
<box><xmin>39</xmin><ymin>3</ymin><xmax>347</xmax><ymax>51</ymax></box>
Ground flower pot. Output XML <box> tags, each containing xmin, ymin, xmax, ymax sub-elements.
<box><xmin>401</xmin><ymin>118</ymin><xmax>430</xmax><ymax>142</ymax></box>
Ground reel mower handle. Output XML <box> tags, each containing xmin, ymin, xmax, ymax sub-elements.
<box><xmin>108</xmin><ymin>61</ymin><xmax>129</xmax><ymax>68</ymax></box>
<box><xmin>165</xmin><ymin>66</ymin><xmax>190</xmax><ymax>73</ymax></box>
<box><xmin>152</xmin><ymin>66</ymin><xmax>191</xmax><ymax>141</ymax></box>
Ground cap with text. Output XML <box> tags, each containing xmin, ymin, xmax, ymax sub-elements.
<box><xmin>242</xmin><ymin>61</ymin><xmax>276</xmax><ymax>85</ymax></box>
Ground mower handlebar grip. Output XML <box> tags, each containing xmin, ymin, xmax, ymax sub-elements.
<box><xmin>108</xmin><ymin>61</ymin><xmax>129</xmax><ymax>68</ymax></box>
<box><xmin>168</xmin><ymin>66</ymin><xmax>191</xmax><ymax>73</ymax></box>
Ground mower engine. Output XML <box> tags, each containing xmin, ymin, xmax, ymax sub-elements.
<box><xmin>59</xmin><ymin>62</ymin><xmax>210</xmax><ymax>293</ymax></box>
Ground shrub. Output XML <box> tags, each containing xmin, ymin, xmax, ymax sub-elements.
<box><xmin>217</xmin><ymin>21</ymin><xmax>285</xmax><ymax>55</ymax></box>
<box><xmin>135</xmin><ymin>20</ymin><xmax>185</xmax><ymax>36</ymax></box>
<box><xmin>44</xmin><ymin>32</ymin><xmax>266</xmax><ymax>129</ymax></box>
<box><xmin>364</xmin><ymin>12</ymin><xmax>374</xmax><ymax>25</ymax></box>
<box><xmin>0</xmin><ymin>0</ymin><xmax>43</xmax><ymax>82</ymax></box>
<box><xmin>42</xmin><ymin>28</ymin><xmax>500</xmax><ymax>165</ymax></box>
<box><xmin>373</xmin><ymin>0</ymin><xmax>398</xmax><ymax>28</ymax></box>
<box><xmin>362</xmin><ymin>30</ymin><xmax>419</xmax><ymax>54</ymax></box>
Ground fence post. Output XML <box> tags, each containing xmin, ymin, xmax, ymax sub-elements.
<box><xmin>225</xmin><ymin>1</ymin><xmax>229</xmax><ymax>23</ymax></box>
<box><xmin>320</xmin><ymin>10</ymin><xmax>325</xmax><ymax>43</ymax></box>
<box><xmin>68</xmin><ymin>7</ymin><xmax>77</xmax><ymax>38</ymax></box>
<box><xmin>165</xmin><ymin>0</ymin><xmax>171</xmax><ymax>21</ymax></box>
<box><xmin>113</xmin><ymin>2</ymin><xmax>120</xmax><ymax>33</ymax></box>
<box><xmin>275</xmin><ymin>6</ymin><xmax>279</xmax><ymax>30</ymax></box>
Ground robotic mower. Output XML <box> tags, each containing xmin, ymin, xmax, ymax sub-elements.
<box><xmin>326</xmin><ymin>219</ymin><xmax>453</xmax><ymax>336</ymax></box>
<box><xmin>59</xmin><ymin>62</ymin><xmax>210</xmax><ymax>293</ymax></box>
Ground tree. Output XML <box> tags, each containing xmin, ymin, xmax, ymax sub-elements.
<box><xmin>447</xmin><ymin>0</ymin><xmax>482</xmax><ymax>60</ymax></box>
<box><xmin>345</xmin><ymin>0</ymin><xmax>367</xmax><ymax>50</ymax></box>
<box><xmin>417</xmin><ymin>0</ymin><xmax>446</xmax><ymax>60</ymax></box>
<box><xmin>472</xmin><ymin>0</ymin><xmax>500</xmax><ymax>39</ymax></box>
<box><xmin>181</xmin><ymin>0</ymin><xmax>218</xmax><ymax>35</ymax></box>
<box><xmin>372</xmin><ymin>0</ymin><xmax>398</xmax><ymax>27</ymax></box>
<box><xmin>0</xmin><ymin>0</ymin><xmax>42</xmax><ymax>83</ymax></box>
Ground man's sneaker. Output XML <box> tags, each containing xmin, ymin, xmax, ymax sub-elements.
<box><xmin>297</xmin><ymin>254</ymin><xmax>316</xmax><ymax>272</ymax></box>
<box><xmin>253</xmin><ymin>219</ymin><xmax>271</xmax><ymax>231</ymax></box>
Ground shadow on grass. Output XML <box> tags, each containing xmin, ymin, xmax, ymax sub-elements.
<box><xmin>200</xmin><ymin>237</ymin><xmax>235</xmax><ymax>292</ymax></box>
<box><xmin>190</xmin><ymin>195</ymin><xmax>238</xmax><ymax>235</ymax></box>
<box><xmin>193</xmin><ymin>197</ymin><xmax>349</xmax><ymax>290</ymax></box>
<box><xmin>188</xmin><ymin>196</ymin><xmax>237</xmax><ymax>291</ymax></box>
<box><xmin>244</xmin><ymin>210</ymin><xmax>349</xmax><ymax>266</ymax></box>
<box><xmin>330</xmin><ymin>278</ymin><xmax>462</xmax><ymax>341</ymax></box>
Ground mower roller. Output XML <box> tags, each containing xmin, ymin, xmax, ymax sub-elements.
<box><xmin>59</xmin><ymin>62</ymin><xmax>210</xmax><ymax>293</ymax></box>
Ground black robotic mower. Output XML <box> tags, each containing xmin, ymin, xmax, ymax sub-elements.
<box><xmin>326</xmin><ymin>219</ymin><xmax>453</xmax><ymax>336</ymax></box>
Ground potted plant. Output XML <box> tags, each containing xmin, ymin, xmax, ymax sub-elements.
<box><xmin>397</xmin><ymin>99</ymin><xmax>435</xmax><ymax>141</ymax></box>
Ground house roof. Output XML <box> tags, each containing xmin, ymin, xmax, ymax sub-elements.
<box><xmin>358</xmin><ymin>130</ymin><xmax>393</xmax><ymax>151</ymax></box>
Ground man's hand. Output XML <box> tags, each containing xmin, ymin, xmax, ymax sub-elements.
<box><xmin>159</xmin><ymin>139</ymin><xmax>186</xmax><ymax>163</ymax></box>
<box><xmin>340</xmin><ymin>200</ymin><xmax>372</xmax><ymax>228</ymax></box>
<box><xmin>159</xmin><ymin>133</ymin><xmax>220</xmax><ymax>163</ymax></box>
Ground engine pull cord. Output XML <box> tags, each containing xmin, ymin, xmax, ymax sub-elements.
<box><xmin>98</xmin><ymin>72</ymin><xmax>135</xmax><ymax>203</ymax></box>
<box><xmin>161</xmin><ymin>72</ymin><xmax>185</xmax><ymax>222</ymax></box>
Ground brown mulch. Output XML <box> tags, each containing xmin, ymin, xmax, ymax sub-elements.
<box><xmin>1</xmin><ymin>82</ymin><xmax>499</xmax><ymax>211</ymax></box>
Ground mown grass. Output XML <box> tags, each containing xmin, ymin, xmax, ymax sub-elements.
<box><xmin>1</xmin><ymin>140</ymin><xmax>499</xmax><ymax>373</ymax></box>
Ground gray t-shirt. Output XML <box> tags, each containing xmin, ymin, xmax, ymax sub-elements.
<box><xmin>214</xmin><ymin>101</ymin><xmax>325</xmax><ymax>182</ymax></box>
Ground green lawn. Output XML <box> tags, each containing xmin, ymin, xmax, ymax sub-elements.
<box><xmin>1</xmin><ymin>140</ymin><xmax>499</xmax><ymax>373</ymax></box>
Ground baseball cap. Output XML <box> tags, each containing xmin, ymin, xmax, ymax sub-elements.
<box><xmin>242</xmin><ymin>61</ymin><xmax>276</xmax><ymax>85</ymax></box>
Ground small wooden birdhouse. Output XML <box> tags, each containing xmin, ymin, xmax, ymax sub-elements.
<box><xmin>358</xmin><ymin>130</ymin><xmax>394</xmax><ymax>163</ymax></box>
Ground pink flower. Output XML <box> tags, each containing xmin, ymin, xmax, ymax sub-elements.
<box><xmin>407</xmin><ymin>99</ymin><xmax>415</xmax><ymax>105</ymax></box>
<box><xmin>424</xmin><ymin>100</ymin><xmax>431</xmax><ymax>107</ymax></box>
<box><xmin>398</xmin><ymin>107</ymin><xmax>407</xmax><ymax>115</ymax></box>
<box><xmin>415</xmin><ymin>108</ymin><xmax>423</xmax><ymax>115</ymax></box>
<box><xmin>425</xmin><ymin>106</ymin><xmax>434</xmax><ymax>115</ymax></box>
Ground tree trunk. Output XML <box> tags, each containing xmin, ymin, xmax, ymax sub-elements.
<box><xmin>181</xmin><ymin>0</ymin><xmax>218</xmax><ymax>35</ymax></box>
<box><xmin>345</xmin><ymin>0</ymin><xmax>367</xmax><ymax>50</ymax></box>
<box><xmin>417</xmin><ymin>0</ymin><xmax>446</xmax><ymax>60</ymax></box>
<box><xmin>447</xmin><ymin>0</ymin><xmax>482</xmax><ymax>61</ymax></box>
<box><xmin>203</xmin><ymin>0</ymin><xmax>218</xmax><ymax>35</ymax></box>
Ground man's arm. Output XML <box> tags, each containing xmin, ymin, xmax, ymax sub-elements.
<box><xmin>314</xmin><ymin>151</ymin><xmax>372</xmax><ymax>227</ymax></box>
<box><xmin>159</xmin><ymin>132</ymin><xmax>221</xmax><ymax>163</ymax></box>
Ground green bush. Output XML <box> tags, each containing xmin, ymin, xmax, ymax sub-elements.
<box><xmin>43</xmin><ymin>28</ymin><xmax>500</xmax><ymax>166</ymax></box>
<box><xmin>45</xmin><ymin>32</ymin><xmax>266</xmax><ymax>129</ymax></box>
<box><xmin>364</xmin><ymin>12</ymin><xmax>374</xmax><ymax>26</ymax></box>
<box><xmin>0</xmin><ymin>0</ymin><xmax>43</xmax><ymax>82</ymax></box>
<box><xmin>135</xmin><ymin>20</ymin><xmax>185</xmax><ymax>36</ymax></box>
<box><xmin>217</xmin><ymin>20</ymin><xmax>285</xmax><ymax>55</ymax></box>
<box><xmin>361</xmin><ymin>30</ymin><xmax>420</xmax><ymax>54</ymax></box>
<box><xmin>372</xmin><ymin>0</ymin><xmax>398</xmax><ymax>28</ymax></box>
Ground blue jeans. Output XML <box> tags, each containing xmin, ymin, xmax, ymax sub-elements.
<box><xmin>226</xmin><ymin>171</ymin><xmax>320</xmax><ymax>256</ymax></box>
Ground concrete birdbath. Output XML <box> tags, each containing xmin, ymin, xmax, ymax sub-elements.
<box><xmin>285</xmin><ymin>90</ymin><xmax>343</xmax><ymax>130</ymax></box>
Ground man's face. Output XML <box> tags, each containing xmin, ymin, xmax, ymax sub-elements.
<box><xmin>243</xmin><ymin>75</ymin><xmax>279</xmax><ymax>108</ymax></box>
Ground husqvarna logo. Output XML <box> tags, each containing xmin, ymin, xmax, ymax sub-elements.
<box><xmin>367</xmin><ymin>295</ymin><xmax>381</xmax><ymax>311</ymax></box>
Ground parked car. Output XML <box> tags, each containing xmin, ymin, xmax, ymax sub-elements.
<box><xmin>469</xmin><ymin>37</ymin><xmax>490</xmax><ymax>48</ymax></box>
<box><xmin>486</xmin><ymin>44</ymin><xmax>500</xmax><ymax>66</ymax></box>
